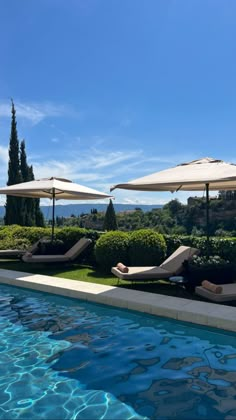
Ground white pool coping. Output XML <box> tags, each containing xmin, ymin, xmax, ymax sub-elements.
<box><xmin>0</xmin><ymin>268</ymin><xmax>236</xmax><ymax>333</ymax></box>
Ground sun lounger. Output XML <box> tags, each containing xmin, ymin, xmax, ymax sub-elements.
<box><xmin>22</xmin><ymin>237</ymin><xmax>92</xmax><ymax>263</ymax></box>
<box><xmin>195</xmin><ymin>283</ymin><xmax>236</xmax><ymax>302</ymax></box>
<box><xmin>0</xmin><ymin>237</ymin><xmax>47</xmax><ymax>259</ymax></box>
<box><xmin>0</xmin><ymin>249</ymin><xmax>26</xmax><ymax>258</ymax></box>
<box><xmin>111</xmin><ymin>245</ymin><xmax>199</xmax><ymax>282</ymax></box>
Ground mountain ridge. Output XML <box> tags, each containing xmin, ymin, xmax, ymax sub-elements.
<box><xmin>0</xmin><ymin>203</ymin><xmax>162</xmax><ymax>219</ymax></box>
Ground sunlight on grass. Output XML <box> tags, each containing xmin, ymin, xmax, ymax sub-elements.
<box><xmin>54</xmin><ymin>266</ymin><xmax>120</xmax><ymax>286</ymax></box>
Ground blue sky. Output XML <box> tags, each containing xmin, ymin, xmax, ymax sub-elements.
<box><xmin>0</xmin><ymin>0</ymin><xmax>236</xmax><ymax>206</ymax></box>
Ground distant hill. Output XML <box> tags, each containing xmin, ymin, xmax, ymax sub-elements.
<box><xmin>0</xmin><ymin>203</ymin><xmax>162</xmax><ymax>219</ymax></box>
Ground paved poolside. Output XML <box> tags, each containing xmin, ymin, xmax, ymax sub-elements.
<box><xmin>0</xmin><ymin>268</ymin><xmax>236</xmax><ymax>333</ymax></box>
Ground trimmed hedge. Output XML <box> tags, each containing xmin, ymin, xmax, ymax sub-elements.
<box><xmin>0</xmin><ymin>237</ymin><xmax>31</xmax><ymax>251</ymax></box>
<box><xmin>95</xmin><ymin>231</ymin><xmax>129</xmax><ymax>272</ymax></box>
<box><xmin>1</xmin><ymin>225</ymin><xmax>236</xmax><ymax>269</ymax></box>
<box><xmin>129</xmin><ymin>229</ymin><xmax>166</xmax><ymax>266</ymax></box>
<box><xmin>164</xmin><ymin>234</ymin><xmax>236</xmax><ymax>263</ymax></box>
<box><xmin>0</xmin><ymin>225</ymin><xmax>52</xmax><ymax>244</ymax></box>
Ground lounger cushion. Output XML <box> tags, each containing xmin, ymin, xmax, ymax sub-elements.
<box><xmin>23</xmin><ymin>254</ymin><xmax>69</xmax><ymax>263</ymax></box>
<box><xmin>22</xmin><ymin>237</ymin><xmax>92</xmax><ymax>263</ymax></box>
<box><xmin>65</xmin><ymin>238</ymin><xmax>92</xmax><ymax>259</ymax></box>
<box><xmin>195</xmin><ymin>283</ymin><xmax>236</xmax><ymax>302</ymax></box>
<box><xmin>160</xmin><ymin>246</ymin><xmax>199</xmax><ymax>275</ymax></box>
<box><xmin>111</xmin><ymin>266</ymin><xmax>171</xmax><ymax>280</ymax></box>
<box><xmin>0</xmin><ymin>249</ymin><xmax>26</xmax><ymax>257</ymax></box>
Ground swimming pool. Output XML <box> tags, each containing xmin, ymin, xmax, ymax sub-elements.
<box><xmin>1</xmin><ymin>284</ymin><xmax>236</xmax><ymax>419</ymax></box>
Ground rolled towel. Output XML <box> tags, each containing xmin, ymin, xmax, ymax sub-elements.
<box><xmin>116</xmin><ymin>262</ymin><xmax>129</xmax><ymax>273</ymax></box>
<box><xmin>202</xmin><ymin>280</ymin><xmax>223</xmax><ymax>294</ymax></box>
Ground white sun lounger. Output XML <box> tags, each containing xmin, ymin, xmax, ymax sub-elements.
<box><xmin>111</xmin><ymin>245</ymin><xmax>199</xmax><ymax>281</ymax></box>
<box><xmin>22</xmin><ymin>237</ymin><xmax>92</xmax><ymax>263</ymax></box>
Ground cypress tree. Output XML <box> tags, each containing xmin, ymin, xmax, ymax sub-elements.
<box><xmin>4</xmin><ymin>101</ymin><xmax>45</xmax><ymax>227</ymax></box>
<box><xmin>5</xmin><ymin>100</ymin><xmax>24</xmax><ymax>225</ymax></box>
<box><xmin>20</xmin><ymin>141</ymin><xmax>45</xmax><ymax>227</ymax></box>
<box><xmin>20</xmin><ymin>141</ymin><xmax>34</xmax><ymax>226</ymax></box>
<box><xmin>28</xmin><ymin>165</ymin><xmax>45</xmax><ymax>227</ymax></box>
<box><xmin>103</xmin><ymin>199</ymin><xmax>118</xmax><ymax>231</ymax></box>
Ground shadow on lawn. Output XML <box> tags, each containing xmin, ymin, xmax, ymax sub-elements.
<box><xmin>0</xmin><ymin>259</ymin><xmax>116</xmax><ymax>281</ymax></box>
<box><xmin>0</xmin><ymin>259</ymin><xmax>81</xmax><ymax>277</ymax></box>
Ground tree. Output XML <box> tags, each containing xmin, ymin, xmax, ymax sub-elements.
<box><xmin>20</xmin><ymin>140</ymin><xmax>32</xmax><ymax>225</ymax></box>
<box><xmin>20</xmin><ymin>142</ymin><xmax>45</xmax><ymax>227</ymax></box>
<box><xmin>103</xmin><ymin>199</ymin><xmax>118</xmax><ymax>231</ymax></box>
<box><xmin>5</xmin><ymin>101</ymin><xmax>44</xmax><ymax>227</ymax></box>
<box><xmin>5</xmin><ymin>100</ymin><xmax>24</xmax><ymax>225</ymax></box>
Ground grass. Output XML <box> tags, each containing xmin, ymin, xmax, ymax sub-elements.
<box><xmin>0</xmin><ymin>258</ymin><xmax>202</xmax><ymax>301</ymax></box>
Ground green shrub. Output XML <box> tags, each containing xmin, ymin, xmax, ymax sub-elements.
<box><xmin>188</xmin><ymin>254</ymin><xmax>230</xmax><ymax>267</ymax></box>
<box><xmin>9</xmin><ymin>226</ymin><xmax>51</xmax><ymax>243</ymax></box>
<box><xmin>0</xmin><ymin>225</ymin><xmax>20</xmax><ymax>240</ymax></box>
<box><xmin>54</xmin><ymin>227</ymin><xmax>88</xmax><ymax>250</ymax></box>
<box><xmin>55</xmin><ymin>227</ymin><xmax>100</xmax><ymax>247</ymax></box>
<box><xmin>212</xmin><ymin>238</ymin><xmax>236</xmax><ymax>262</ymax></box>
<box><xmin>95</xmin><ymin>231</ymin><xmax>129</xmax><ymax>272</ymax></box>
<box><xmin>0</xmin><ymin>237</ymin><xmax>31</xmax><ymax>250</ymax></box>
<box><xmin>164</xmin><ymin>234</ymin><xmax>236</xmax><ymax>263</ymax></box>
<box><xmin>129</xmin><ymin>229</ymin><xmax>166</xmax><ymax>266</ymax></box>
<box><xmin>164</xmin><ymin>234</ymin><xmax>182</xmax><ymax>255</ymax></box>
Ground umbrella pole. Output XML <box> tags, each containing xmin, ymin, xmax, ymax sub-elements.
<box><xmin>206</xmin><ymin>183</ymin><xmax>210</xmax><ymax>255</ymax></box>
<box><xmin>52</xmin><ymin>188</ymin><xmax>55</xmax><ymax>242</ymax></box>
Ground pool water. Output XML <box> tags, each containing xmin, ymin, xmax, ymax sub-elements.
<box><xmin>1</xmin><ymin>285</ymin><xmax>236</xmax><ymax>419</ymax></box>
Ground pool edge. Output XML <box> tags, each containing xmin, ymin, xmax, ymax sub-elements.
<box><xmin>0</xmin><ymin>268</ymin><xmax>236</xmax><ymax>332</ymax></box>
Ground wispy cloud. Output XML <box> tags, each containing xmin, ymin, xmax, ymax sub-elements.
<box><xmin>31</xmin><ymin>149</ymin><xmax>200</xmax><ymax>190</ymax></box>
<box><xmin>0</xmin><ymin>101</ymin><xmax>81</xmax><ymax>125</ymax></box>
<box><xmin>0</xmin><ymin>141</ymin><xmax>215</xmax><ymax>205</ymax></box>
<box><xmin>88</xmin><ymin>148</ymin><xmax>143</xmax><ymax>169</ymax></box>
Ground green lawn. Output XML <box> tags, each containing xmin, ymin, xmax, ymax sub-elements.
<box><xmin>0</xmin><ymin>258</ymin><xmax>202</xmax><ymax>300</ymax></box>
<box><xmin>1</xmin><ymin>259</ymin><xmax>235</xmax><ymax>308</ymax></box>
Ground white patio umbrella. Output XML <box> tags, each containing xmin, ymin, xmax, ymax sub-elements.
<box><xmin>0</xmin><ymin>177</ymin><xmax>112</xmax><ymax>240</ymax></box>
<box><xmin>111</xmin><ymin>157</ymin><xmax>236</xmax><ymax>243</ymax></box>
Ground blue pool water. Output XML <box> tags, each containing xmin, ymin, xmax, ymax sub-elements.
<box><xmin>1</xmin><ymin>285</ymin><xmax>236</xmax><ymax>419</ymax></box>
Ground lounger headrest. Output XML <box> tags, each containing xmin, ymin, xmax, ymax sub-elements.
<box><xmin>160</xmin><ymin>246</ymin><xmax>199</xmax><ymax>274</ymax></box>
<box><xmin>116</xmin><ymin>262</ymin><xmax>129</xmax><ymax>273</ymax></box>
<box><xmin>65</xmin><ymin>237</ymin><xmax>92</xmax><ymax>258</ymax></box>
<box><xmin>202</xmin><ymin>280</ymin><xmax>223</xmax><ymax>294</ymax></box>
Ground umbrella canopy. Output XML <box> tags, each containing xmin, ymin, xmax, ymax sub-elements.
<box><xmin>0</xmin><ymin>177</ymin><xmax>112</xmax><ymax>239</ymax></box>
<box><xmin>111</xmin><ymin>158</ymin><xmax>236</xmax><ymax>192</ymax></box>
<box><xmin>111</xmin><ymin>157</ymin><xmax>236</xmax><ymax>244</ymax></box>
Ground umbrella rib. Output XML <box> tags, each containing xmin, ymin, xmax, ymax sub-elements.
<box><xmin>176</xmin><ymin>185</ymin><xmax>183</xmax><ymax>192</ymax></box>
<box><xmin>42</xmin><ymin>189</ymin><xmax>65</xmax><ymax>197</ymax></box>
